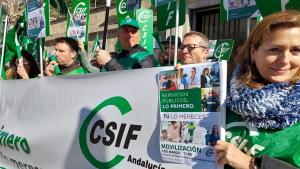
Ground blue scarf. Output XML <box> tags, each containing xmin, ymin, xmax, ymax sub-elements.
<box><xmin>226</xmin><ymin>66</ymin><xmax>300</xmax><ymax>129</ymax></box>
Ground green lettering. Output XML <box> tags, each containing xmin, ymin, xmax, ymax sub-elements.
<box><xmin>6</xmin><ymin>134</ymin><xmax>14</xmax><ymax>149</ymax></box>
<box><xmin>14</xmin><ymin>136</ymin><xmax>21</xmax><ymax>151</ymax></box>
<box><xmin>20</xmin><ymin>138</ymin><xmax>30</xmax><ymax>154</ymax></box>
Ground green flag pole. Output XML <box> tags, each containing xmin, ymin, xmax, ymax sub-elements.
<box><xmin>0</xmin><ymin>15</ymin><xmax>8</xmax><ymax>79</ymax></box>
<box><xmin>173</xmin><ymin>0</ymin><xmax>179</xmax><ymax>67</ymax></box>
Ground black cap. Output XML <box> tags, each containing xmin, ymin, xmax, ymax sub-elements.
<box><xmin>162</xmin><ymin>35</ymin><xmax>181</xmax><ymax>46</ymax></box>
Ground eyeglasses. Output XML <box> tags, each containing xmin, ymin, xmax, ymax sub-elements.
<box><xmin>180</xmin><ymin>44</ymin><xmax>207</xmax><ymax>51</ymax></box>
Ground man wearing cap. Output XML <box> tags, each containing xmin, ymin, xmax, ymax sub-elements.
<box><xmin>96</xmin><ymin>17</ymin><xmax>157</xmax><ymax>71</ymax></box>
<box><xmin>181</xmin><ymin>31</ymin><xmax>209</xmax><ymax>64</ymax></box>
<box><xmin>158</xmin><ymin>35</ymin><xmax>182</xmax><ymax>66</ymax></box>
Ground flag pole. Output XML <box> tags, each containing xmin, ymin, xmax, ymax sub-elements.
<box><xmin>168</xmin><ymin>28</ymin><xmax>172</xmax><ymax>65</ymax></box>
<box><xmin>173</xmin><ymin>0</ymin><xmax>179</xmax><ymax>66</ymax></box>
<box><xmin>102</xmin><ymin>0</ymin><xmax>111</xmax><ymax>50</ymax></box>
<box><xmin>0</xmin><ymin>15</ymin><xmax>8</xmax><ymax>78</ymax></box>
<box><xmin>39</xmin><ymin>39</ymin><xmax>44</xmax><ymax>77</ymax></box>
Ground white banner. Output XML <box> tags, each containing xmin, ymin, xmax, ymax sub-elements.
<box><xmin>0</xmin><ymin>65</ymin><xmax>226</xmax><ymax>169</ymax></box>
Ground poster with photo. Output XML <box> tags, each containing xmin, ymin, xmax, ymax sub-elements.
<box><xmin>228</xmin><ymin>0</ymin><xmax>258</xmax><ymax>20</ymax></box>
<box><xmin>67</xmin><ymin>14</ymin><xmax>87</xmax><ymax>42</ymax></box>
<box><xmin>159</xmin><ymin>62</ymin><xmax>226</xmax><ymax>168</ymax></box>
<box><xmin>27</xmin><ymin>0</ymin><xmax>47</xmax><ymax>38</ymax></box>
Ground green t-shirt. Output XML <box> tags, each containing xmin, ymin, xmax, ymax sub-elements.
<box><xmin>225</xmin><ymin>109</ymin><xmax>300</xmax><ymax>168</ymax></box>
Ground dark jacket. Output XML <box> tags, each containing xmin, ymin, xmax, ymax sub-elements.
<box><xmin>104</xmin><ymin>44</ymin><xmax>157</xmax><ymax>71</ymax></box>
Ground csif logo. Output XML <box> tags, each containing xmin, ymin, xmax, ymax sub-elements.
<box><xmin>138</xmin><ymin>11</ymin><xmax>151</xmax><ymax>23</ymax></box>
<box><xmin>214</xmin><ymin>42</ymin><xmax>230</xmax><ymax>59</ymax></box>
<box><xmin>74</xmin><ymin>2</ymin><xmax>87</xmax><ymax>14</ymax></box>
<box><xmin>118</xmin><ymin>0</ymin><xmax>127</xmax><ymax>15</ymax></box>
<box><xmin>79</xmin><ymin>96</ymin><xmax>142</xmax><ymax>169</ymax></box>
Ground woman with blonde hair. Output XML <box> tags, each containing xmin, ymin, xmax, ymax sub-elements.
<box><xmin>216</xmin><ymin>11</ymin><xmax>300</xmax><ymax>169</ymax></box>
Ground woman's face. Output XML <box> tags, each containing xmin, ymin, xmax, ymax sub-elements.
<box><xmin>251</xmin><ymin>27</ymin><xmax>300</xmax><ymax>83</ymax></box>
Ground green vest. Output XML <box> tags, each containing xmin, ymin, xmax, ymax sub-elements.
<box><xmin>118</xmin><ymin>51</ymin><xmax>160</xmax><ymax>69</ymax></box>
<box><xmin>225</xmin><ymin>110</ymin><xmax>300</xmax><ymax>168</ymax></box>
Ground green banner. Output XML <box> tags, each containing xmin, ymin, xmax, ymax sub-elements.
<box><xmin>255</xmin><ymin>0</ymin><xmax>300</xmax><ymax>17</ymax></box>
<box><xmin>220</xmin><ymin>0</ymin><xmax>258</xmax><ymax>21</ymax></box>
<box><xmin>66</xmin><ymin>0</ymin><xmax>90</xmax><ymax>49</ymax></box>
<box><xmin>157</xmin><ymin>0</ymin><xmax>185</xmax><ymax>31</ymax></box>
<box><xmin>136</xmin><ymin>9</ymin><xmax>153</xmax><ymax>54</ymax></box>
<box><xmin>208</xmin><ymin>39</ymin><xmax>234</xmax><ymax>61</ymax></box>
<box><xmin>160</xmin><ymin>88</ymin><xmax>202</xmax><ymax>112</ymax></box>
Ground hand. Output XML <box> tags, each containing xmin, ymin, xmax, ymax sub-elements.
<box><xmin>175</xmin><ymin>63</ymin><xmax>182</xmax><ymax>71</ymax></box>
<box><xmin>215</xmin><ymin>140</ymin><xmax>253</xmax><ymax>169</ymax></box>
<box><xmin>45</xmin><ymin>61</ymin><xmax>57</xmax><ymax>76</ymax></box>
<box><xmin>96</xmin><ymin>48</ymin><xmax>111</xmax><ymax>66</ymax></box>
<box><xmin>158</xmin><ymin>52</ymin><xmax>165</xmax><ymax>64</ymax></box>
<box><xmin>17</xmin><ymin>64</ymin><xmax>29</xmax><ymax>79</ymax></box>
<box><xmin>77</xmin><ymin>40</ymin><xmax>85</xmax><ymax>51</ymax></box>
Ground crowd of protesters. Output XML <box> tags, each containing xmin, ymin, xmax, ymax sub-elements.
<box><xmin>1</xmin><ymin>10</ymin><xmax>300</xmax><ymax>169</ymax></box>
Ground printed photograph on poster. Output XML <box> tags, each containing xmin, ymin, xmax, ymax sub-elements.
<box><xmin>27</xmin><ymin>0</ymin><xmax>46</xmax><ymax>38</ymax></box>
<box><xmin>68</xmin><ymin>14</ymin><xmax>87</xmax><ymax>42</ymax></box>
<box><xmin>159</xmin><ymin>70</ymin><xmax>178</xmax><ymax>91</ymax></box>
<box><xmin>177</xmin><ymin>63</ymin><xmax>220</xmax><ymax>89</ymax></box>
<box><xmin>229</xmin><ymin>0</ymin><xmax>253</xmax><ymax>9</ymax></box>
<box><xmin>160</xmin><ymin>121</ymin><xmax>221</xmax><ymax>145</ymax></box>
<box><xmin>201</xmin><ymin>87</ymin><xmax>220</xmax><ymax>112</ymax></box>
<box><xmin>227</xmin><ymin>0</ymin><xmax>258</xmax><ymax>20</ymax></box>
<box><xmin>127</xmin><ymin>0</ymin><xmax>141</xmax><ymax>10</ymax></box>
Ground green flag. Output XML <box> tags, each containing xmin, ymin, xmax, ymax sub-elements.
<box><xmin>5</xmin><ymin>12</ymin><xmax>28</xmax><ymax>62</ymax></box>
<box><xmin>255</xmin><ymin>0</ymin><xmax>300</xmax><ymax>17</ymax></box>
<box><xmin>50</xmin><ymin>0</ymin><xmax>68</xmax><ymax>15</ymax></box>
<box><xmin>66</xmin><ymin>0</ymin><xmax>90</xmax><ymax>50</ymax></box>
<box><xmin>92</xmin><ymin>34</ymin><xmax>101</xmax><ymax>56</ymax></box>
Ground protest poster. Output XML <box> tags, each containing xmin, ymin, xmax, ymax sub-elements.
<box><xmin>67</xmin><ymin>14</ymin><xmax>87</xmax><ymax>42</ymax></box>
<box><xmin>26</xmin><ymin>0</ymin><xmax>49</xmax><ymax>38</ymax></box>
<box><xmin>66</xmin><ymin>0</ymin><xmax>90</xmax><ymax>43</ymax></box>
<box><xmin>159</xmin><ymin>62</ymin><xmax>226</xmax><ymax>168</ymax></box>
<box><xmin>220</xmin><ymin>0</ymin><xmax>259</xmax><ymax>21</ymax></box>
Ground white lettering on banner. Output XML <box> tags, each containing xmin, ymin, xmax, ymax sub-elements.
<box><xmin>166</xmin><ymin>11</ymin><xmax>174</xmax><ymax>26</ymax></box>
<box><xmin>119</xmin><ymin>0</ymin><xmax>127</xmax><ymax>15</ymax></box>
<box><xmin>281</xmin><ymin>0</ymin><xmax>289</xmax><ymax>11</ymax></box>
<box><xmin>74</xmin><ymin>2</ymin><xmax>87</xmax><ymax>14</ymax></box>
<box><xmin>138</xmin><ymin>11</ymin><xmax>151</xmax><ymax>23</ymax></box>
<box><xmin>226</xmin><ymin>124</ymin><xmax>265</xmax><ymax>156</ymax></box>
